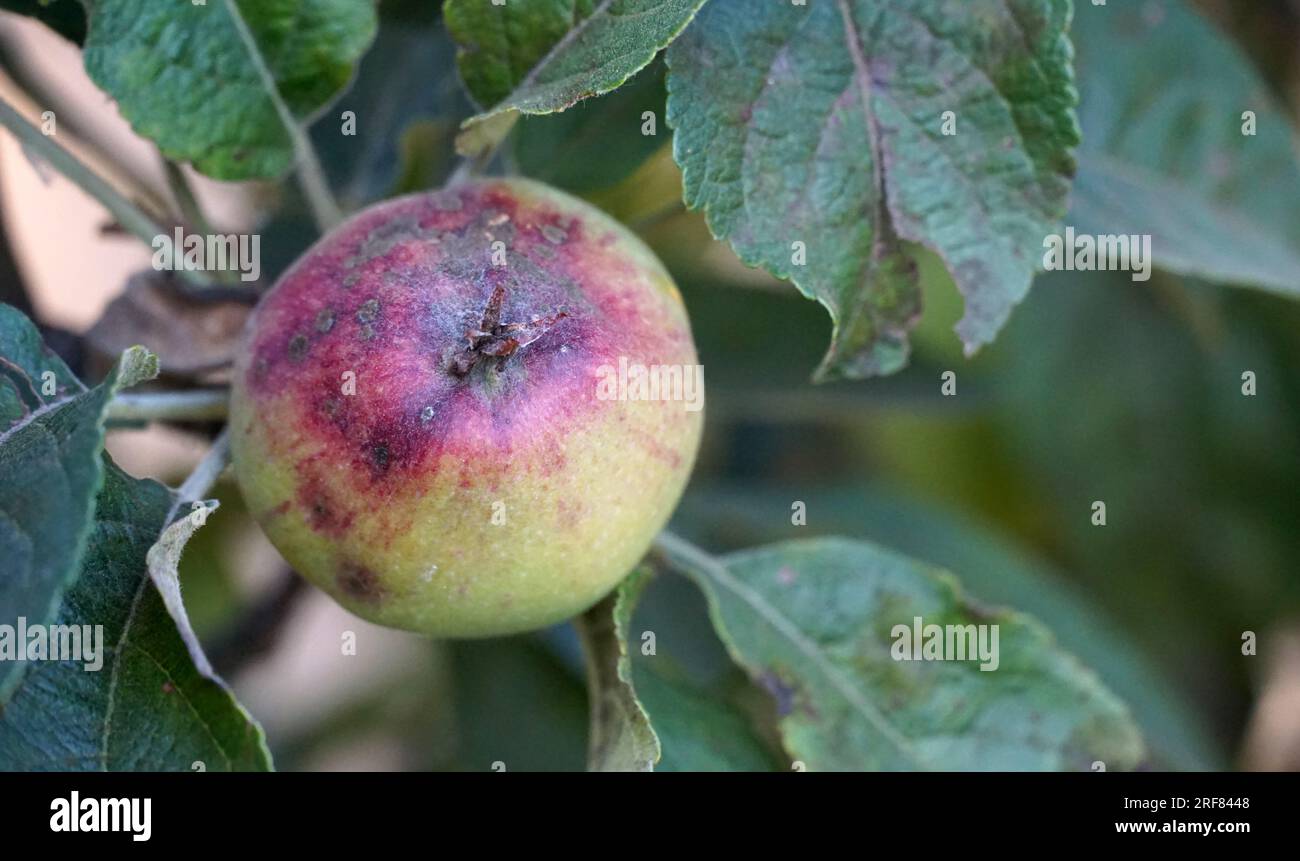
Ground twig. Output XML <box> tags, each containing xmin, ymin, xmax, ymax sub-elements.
<box><xmin>160</xmin><ymin>160</ymin><xmax>245</xmax><ymax>287</ymax></box>
<box><xmin>0</xmin><ymin>95</ymin><xmax>216</xmax><ymax>290</ymax></box>
<box><xmin>208</xmin><ymin>568</ymin><xmax>308</xmax><ymax>677</ymax></box>
<box><xmin>174</xmin><ymin>426</ymin><xmax>231</xmax><ymax>507</ymax></box>
<box><xmin>221</xmin><ymin>0</ymin><xmax>341</xmax><ymax>232</ymax></box>
<box><xmin>163</xmin><ymin>159</ymin><xmax>209</xmax><ymax>233</ymax></box>
<box><xmin>0</xmin><ymin>96</ymin><xmax>164</xmax><ymax>246</ymax></box>
<box><xmin>105</xmin><ymin>389</ymin><xmax>230</xmax><ymax>424</ymax></box>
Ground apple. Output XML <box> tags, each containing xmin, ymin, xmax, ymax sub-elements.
<box><xmin>229</xmin><ymin>179</ymin><xmax>703</xmax><ymax>637</ymax></box>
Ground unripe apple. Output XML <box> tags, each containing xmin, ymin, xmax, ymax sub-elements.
<box><xmin>229</xmin><ymin>179</ymin><xmax>703</xmax><ymax>637</ymax></box>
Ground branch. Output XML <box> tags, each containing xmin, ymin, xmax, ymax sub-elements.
<box><xmin>105</xmin><ymin>389</ymin><xmax>230</xmax><ymax>424</ymax></box>
<box><xmin>175</xmin><ymin>425</ymin><xmax>231</xmax><ymax>506</ymax></box>
<box><xmin>0</xmin><ymin>96</ymin><xmax>165</xmax><ymax>246</ymax></box>
<box><xmin>0</xmin><ymin>95</ymin><xmax>216</xmax><ymax>290</ymax></box>
<box><xmin>207</xmin><ymin>568</ymin><xmax>308</xmax><ymax>677</ymax></box>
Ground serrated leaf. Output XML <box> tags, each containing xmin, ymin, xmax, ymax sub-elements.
<box><xmin>657</xmin><ymin>534</ymin><xmax>1145</xmax><ymax>771</ymax></box>
<box><xmin>573</xmin><ymin>567</ymin><xmax>660</xmax><ymax>771</ymax></box>
<box><xmin>0</xmin><ymin>462</ymin><xmax>272</xmax><ymax>771</ymax></box>
<box><xmin>82</xmin><ymin>0</ymin><xmax>377</xmax><ymax>180</ymax></box>
<box><xmin>0</xmin><ymin>306</ymin><xmax>157</xmax><ymax>701</ymax></box>
<box><xmin>448</xmin><ymin>0</ymin><xmax>708</xmax><ymax>155</ymax></box>
<box><xmin>675</xmin><ymin>483</ymin><xmax>1223</xmax><ymax>770</ymax></box>
<box><xmin>1070</xmin><ymin>0</ymin><xmax>1300</xmax><ymax>297</ymax></box>
<box><xmin>666</xmin><ymin>0</ymin><xmax>1079</xmax><ymax>380</ymax></box>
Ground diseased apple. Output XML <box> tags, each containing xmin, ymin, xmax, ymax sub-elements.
<box><xmin>229</xmin><ymin>179</ymin><xmax>703</xmax><ymax>637</ymax></box>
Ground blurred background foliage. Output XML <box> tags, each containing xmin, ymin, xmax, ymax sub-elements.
<box><xmin>1</xmin><ymin>0</ymin><xmax>1298</xmax><ymax>771</ymax></box>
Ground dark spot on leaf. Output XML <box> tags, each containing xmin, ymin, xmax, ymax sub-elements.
<box><xmin>372</xmin><ymin>443</ymin><xmax>390</xmax><ymax>471</ymax></box>
<box><xmin>315</xmin><ymin>308</ymin><xmax>336</xmax><ymax>333</ymax></box>
<box><xmin>288</xmin><ymin>334</ymin><xmax>308</xmax><ymax>360</ymax></box>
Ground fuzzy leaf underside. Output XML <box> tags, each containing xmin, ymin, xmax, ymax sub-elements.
<box><xmin>83</xmin><ymin>0</ymin><xmax>377</xmax><ymax>180</ymax></box>
<box><xmin>662</xmin><ymin>535</ymin><xmax>1145</xmax><ymax>771</ymax></box>
<box><xmin>666</xmin><ymin>0</ymin><xmax>1079</xmax><ymax>381</ymax></box>
<box><xmin>146</xmin><ymin>499</ymin><xmax>222</xmax><ymax>682</ymax></box>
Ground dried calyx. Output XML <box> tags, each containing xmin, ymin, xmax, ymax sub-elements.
<box><xmin>449</xmin><ymin>284</ymin><xmax>567</xmax><ymax>377</ymax></box>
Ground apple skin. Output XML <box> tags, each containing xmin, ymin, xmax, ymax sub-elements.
<box><xmin>229</xmin><ymin>179</ymin><xmax>702</xmax><ymax>637</ymax></box>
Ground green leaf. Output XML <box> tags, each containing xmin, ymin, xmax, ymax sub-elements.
<box><xmin>0</xmin><ymin>0</ymin><xmax>86</xmax><ymax>44</ymax></box>
<box><xmin>0</xmin><ymin>305</ymin><xmax>157</xmax><ymax>701</ymax></box>
<box><xmin>447</xmin><ymin>0</ymin><xmax>709</xmax><ymax>155</ymax></box>
<box><xmin>675</xmin><ymin>483</ymin><xmax>1223</xmax><ymax>770</ymax></box>
<box><xmin>0</xmin><ymin>462</ymin><xmax>272</xmax><ymax>771</ymax></box>
<box><xmin>146</xmin><ymin>499</ymin><xmax>221</xmax><ymax>680</ymax></box>
<box><xmin>573</xmin><ymin>567</ymin><xmax>660</xmax><ymax>771</ymax></box>
<box><xmin>622</xmin><ymin>558</ymin><xmax>782</xmax><ymax>771</ymax></box>
<box><xmin>82</xmin><ymin>0</ymin><xmax>377</xmax><ymax>180</ymax></box>
<box><xmin>655</xmin><ymin>533</ymin><xmax>1145</xmax><ymax>771</ymax></box>
<box><xmin>0</xmin><ymin>304</ymin><xmax>82</xmax><ymax>424</ymax></box>
<box><xmin>666</xmin><ymin>0</ymin><xmax>1079</xmax><ymax>381</ymax></box>
<box><xmin>1070</xmin><ymin>0</ymin><xmax>1300</xmax><ymax>298</ymax></box>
